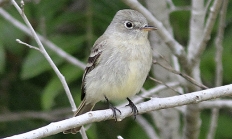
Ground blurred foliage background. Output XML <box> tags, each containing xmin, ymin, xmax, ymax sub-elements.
<box><xmin>0</xmin><ymin>0</ymin><xmax>232</xmax><ymax>138</ymax></box>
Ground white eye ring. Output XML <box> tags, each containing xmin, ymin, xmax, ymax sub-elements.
<box><xmin>124</xmin><ymin>21</ymin><xmax>134</xmax><ymax>29</ymax></box>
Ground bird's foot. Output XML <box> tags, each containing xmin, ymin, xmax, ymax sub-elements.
<box><xmin>104</xmin><ymin>96</ymin><xmax>121</xmax><ymax>121</ymax></box>
<box><xmin>126</xmin><ymin>97</ymin><xmax>138</xmax><ymax>119</ymax></box>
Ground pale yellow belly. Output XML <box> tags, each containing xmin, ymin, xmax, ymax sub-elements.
<box><xmin>85</xmin><ymin>60</ymin><xmax>149</xmax><ymax>104</ymax></box>
<box><xmin>84</xmin><ymin>38</ymin><xmax>152</xmax><ymax>104</ymax></box>
<box><xmin>108</xmin><ymin>62</ymin><xmax>143</xmax><ymax>100</ymax></box>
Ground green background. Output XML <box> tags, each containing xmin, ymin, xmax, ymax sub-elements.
<box><xmin>0</xmin><ymin>0</ymin><xmax>232</xmax><ymax>138</ymax></box>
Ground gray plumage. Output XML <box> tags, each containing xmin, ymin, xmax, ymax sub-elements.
<box><xmin>63</xmin><ymin>9</ymin><xmax>155</xmax><ymax>134</ymax></box>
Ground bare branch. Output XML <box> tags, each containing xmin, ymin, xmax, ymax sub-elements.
<box><xmin>199</xmin><ymin>99</ymin><xmax>232</xmax><ymax>109</ymax></box>
<box><xmin>215</xmin><ymin>0</ymin><xmax>228</xmax><ymax>86</ymax></box>
<box><xmin>187</xmin><ymin>0</ymin><xmax>205</xmax><ymax>68</ymax></box>
<box><xmin>205</xmin><ymin>0</ymin><xmax>212</xmax><ymax>12</ymax></box>
<box><xmin>80</xmin><ymin>127</ymin><xmax>88</xmax><ymax>139</ymax></box>
<box><xmin>4</xmin><ymin>84</ymin><xmax>232</xmax><ymax>139</ymax></box>
<box><xmin>3</xmin><ymin>90</ymin><xmax>219</xmax><ymax>124</ymax></box>
<box><xmin>136</xmin><ymin>115</ymin><xmax>159</xmax><ymax>139</ymax></box>
<box><xmin>166</xmin><ymin>0</ymin><xmax>175</xmax><ymax>10</ymax></box>
<box><xmin>189</xmin><ymin>0</ymin><xmax>223</xmax><ymax>66</ymax></box>
<box><xmin>207</xmin><ymin>108</ymin><xmax>219</xmax><ymax>139</ymax></box>
<box><xmin>207</xmin><ymin>1</ymin><xmax>228</xmax><ymax>138</ymax></box>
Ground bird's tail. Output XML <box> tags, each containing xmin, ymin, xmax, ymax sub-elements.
<box><xmin>63</xmin><ymin>99</ymin><xmax>95</xmax><ymax>134</ymax></box>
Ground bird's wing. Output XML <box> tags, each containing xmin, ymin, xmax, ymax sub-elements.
<box><xmin>80</xmin><ymin>38</ymin><xmax>107</xmax><ymax>100</ymax></box>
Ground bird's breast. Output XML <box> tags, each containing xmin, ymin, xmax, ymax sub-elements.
<box><xmin>84</xmin><ymin>38</ymin><xmax>152</xmax><ymax>103</ymax></box>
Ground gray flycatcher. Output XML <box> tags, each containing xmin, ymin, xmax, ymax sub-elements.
<box><xmin>63</xmin><ymin>9</ymin><xmax>156</xmax><ymax>134</ymax></box>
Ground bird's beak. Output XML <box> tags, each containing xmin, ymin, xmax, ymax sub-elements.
<box><xmin>141</xmin><ymin>25</ymin><xmax>157</xmax><ymax>31</ymax></box>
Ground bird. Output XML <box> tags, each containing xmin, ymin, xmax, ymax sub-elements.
<box><xmin>63</xmin><ymin>9</ymin><xmax>156</xmax><ymax>134</ymax></box>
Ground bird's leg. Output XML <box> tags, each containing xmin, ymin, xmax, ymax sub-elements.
<box><xmin>126</xmin><ymin>97</ymin><xmax>138</xmax><ymax>119</ymax></box>
<box><xmin>104</xmin><ymin>96</ymin><xmax>121</xmax><ymax>121</ymax></box>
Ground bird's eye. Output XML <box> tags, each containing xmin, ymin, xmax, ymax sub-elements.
<box><xmin>124</xmin><ymin>21</ymin><xmax>134</xmax><ymax>29</ymax></box>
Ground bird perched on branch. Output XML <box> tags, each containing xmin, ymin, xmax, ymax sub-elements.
<box><xmin>63</xmin><ymin>9</ymin><xmax>156</xmax><ymax>134</ymax></box>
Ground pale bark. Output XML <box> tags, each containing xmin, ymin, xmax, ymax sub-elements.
<box><xmin>5</xmin><ymin>84</ymin><xmax>232</xmax><ymax>139</ymax></box>
<box><xmin>145</xmin><ymin>1</ymin><xmax>180</xmax><ymax>139</ymax></box>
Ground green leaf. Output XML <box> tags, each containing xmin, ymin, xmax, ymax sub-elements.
<box><xmin>0</xmin><ymin>17</ymin><xmax>24</xmax><ymax>56</ymax></box>
<box><xmin>20</xmin><ymin>35</ymin><xmax>85</xmax><ymax>79</ymax></box>
<box><xmin>20</xmin><ymin>50</ymin><xmax>52</xmax><ymax>79</ymax></box>
<box><xmin>41</xmin><ymin>64</ymin><xmax>83</xmax><ymax>110</ymax></box>
<box><xmin>0</xmin><ymin>42</ymin><xmax>5</xmax><ymax>74</ymax></box>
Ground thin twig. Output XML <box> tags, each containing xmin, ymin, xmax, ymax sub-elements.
<box><xmin>80</xmin><ymin>127</ymin><xmax>88</xmax><ymax>139</ymax></box>
<box><xmin>189</xmin><ymin>0</ymin><xmax>223</xmax><ymax>66</ymax></box>
<box><xmin>153</xmin><ymin>60</ymin><xmax>208</xmax><ymax>89</ymax></box>
<box><xmin>166</xmin><ymin>0</ymin><xmax>175</xmax><ymax>11</ymax></box>
<box><xmin>117</xmin><ymin>136</ymin><xmax>124</xmax><ymax>139</ymax></box>
<box><xmin>207</xmin><ymin>1</ymin><xmax>228</xmax><ymax>139</ymax></box>
<box><xmin>136</xmin><ymin>115</ymin><xmax>159</xmax><ymax>139</ymax></box>
<box><xmin>0</xmin><ymin>8</ymin><xmax>86</xmax><ymax>69</ymax></box>
<box><xmin>205</xmin><ymin>0</ymin><xmax>212</xmax><ymax>12</ymax></box>
<box><xmin>119</xmin><ymin>82</ymin><xmax>180</xmax><ymax>107</ymax></box>
<box><xmin>187</xmin><ymin>0</ymin><xmax>205</xmax><ymax>70</ymax></box>
<box><xmin>0</xmin><ymin>108</ymin><xmax>70</xmax><ymax>122</ymax></box>
<box><xmin>215</xmin><ymin>0</ymin><xmax>227</xmax><ymax>87</ymax></box>
<box><xmin>207</xmin><ymin>108</ymin><xmax>219</xmax><ymax>139</ymax></box>
<box><xmin>16</xmin><ymin>39</ymin><xmax>41</xmax><ymax>51</ymax></box>
<box><xmin>199</xmin><ymin>99</ymin><xmax>232</xmax><ymax>109</ymax></box>
<box><xmin>11</xmin><ymin>0</ymin><xmax>77</xmax><ymax>112</ymax></box>
<box><xmin>149</xmin><ymin>77</ymin><xmax>180</xmax><ymax>94</ymax></box>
